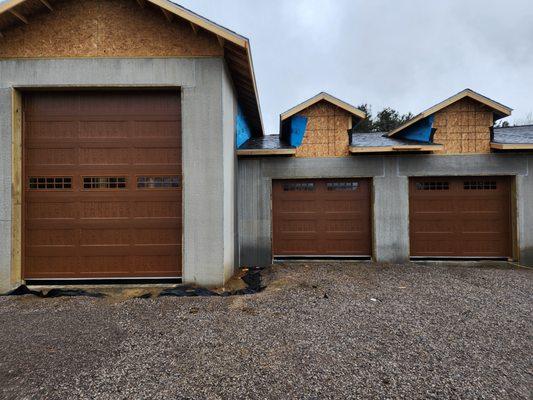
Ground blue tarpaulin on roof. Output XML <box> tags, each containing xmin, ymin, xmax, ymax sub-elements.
<box><xmin>289</xmin><ymin>116</ymin><xmax>308</xmax><ymax>147</ymax></box>
<box><xmin>396</xmin><ymin>115</ymin><xmax>435</xmax><ymax>143</ymax></box>
<box><xmin>236</xmin><ymin>105</ymin><xmax>252</xmax><ymax>147</ymax></box>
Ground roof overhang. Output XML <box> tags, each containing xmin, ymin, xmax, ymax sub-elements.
<box><xmin>388</xmin><ymin>89</ymin><xmax>512</xmax><ymax>138</ymax></box>
<box><xmin>0</xmin><ymin>0</ymin><xmax>264</xmax><ymax>135</ymax></box>
<box><xmin>280</xmin><ymin>92</ymin><xmax>367</xmax><ymax>122</ymax></box>
<box><xmin>349</xmin><ymin>144</ymin><xmax>444</xmax><ymax>154</ymax></box>
<box><xmin>490</xmin><ymin>143</ymin><xmax>533</xmax><ymax>151</ymax></box>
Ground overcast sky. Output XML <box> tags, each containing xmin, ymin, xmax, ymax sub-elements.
<box><xmin>176</xmin><ymin>0</ymin><xmax>533</xmax><ymax>134</ymax></box>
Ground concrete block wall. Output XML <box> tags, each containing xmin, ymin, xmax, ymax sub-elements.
<box><xmin>0</xmin><ymin>57</ymin><xmax>237</xmax><ymax>292</ymax></box>
<box><xmin>238</xmin><ymin>153</ymin><xmax>533</xmax><ymax>267</ymax></box>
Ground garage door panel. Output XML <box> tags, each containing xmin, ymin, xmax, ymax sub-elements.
<box><xmin>27</xmin><ymin>148</ymin><xmax>76</xmax><ymax>166</ymax></box>
<box><xmin>411</xmin><ymin>220</ymin><xmax>455</xmax><ymax>233</ymax></box>
<box><xmin>134</xmin><ymin>229</ymin><xmax>181</xmax><ymax>245</ymax></box>
<box><xmin>79</xmin><ymin>147</ymin><xmax>131</xmax><ymax>165</ymax></box>
<box><xmin>410</xmin><ymin>176</ymin><xmax>511</xmax><ymax>258</ymax></box>
<box><xmin>410</xmin><ymin>199</ymin><xmax>455</xmax><ymax>213</ymax></box>
<box><xmin>27</xmin><ymin>202</ymin><xmax>76</xmax><ymax>220</ymax></box>
<box><xmin>26</xmin><ymin>257</ymin><xmax>78</xmax><ymax>277</ymax></box>
<box><xmin>459</xmin><ymin>218</ymin><xmax>508</xmax><ymax>233</ymax></box>
<box><xmin>26</xmin><ymin>121</ymin><xmax>79</xmax><ymax>139</ymax></box>
<box><xmin>80</xmin><ymin>229</ymin><xmax>132</xmax><ymax>246</ymax></box>
<box><xmin>79</xmin><ymin>121</ymin><xmax>129</xmax><ymax>139</ymax></box>
<box><xmin>273</xmin><ymin>179</ymin><xmax>371</xmax><ymax>257</ymax></box>
<box><xmin>27</xmin><ymin>229</ymin><xmax>76</xmax><ymax>246</ymax></box>
<box><xmin>276</xmin><ymin>239</ymin><xmax>319</xmax><ymax>254</ymax></box>
<box><xmin>459</xmin><ymin>199</ymin><xmax>506</xmax><ymax>213</ymax></box>
<box><xmin>134</xmin><ymin>148</ymin><xmax>181</xmax><ymax>165</ymax></box>
<box><xmin>410</xmin><ymin>239</ymin><xmax>457</xmax><ymax>256</ymax></box>
<box><xmin>23</xmin><ymin>91</ymin><xmax>182</xmax><ymax>279</ymax></box>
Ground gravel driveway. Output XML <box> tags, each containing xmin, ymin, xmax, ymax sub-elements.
<box><xmin>0</xmin><ymin>263</ymin><xmax>531</xmax><ymax>400</ymax></box>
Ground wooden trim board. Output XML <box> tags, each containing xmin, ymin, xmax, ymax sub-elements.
<box><xmin>237</xmin><ymin>148</ymin><xmax>296</xmax><ymax>156</ymax></box>
<box><xmin>491</xmin><ymin>143</ymin><xmax>533</xmax><ymax>150</ymax></box>
<box><xmin>11</xmin><ymin>88</ymin><xmax>22</xmax><ymax>287</ymax></box>
<box><xmin>349</xmin><ymin>144</ymin><xmax>443</xmax><ymax>153</ymax></box>
<box><xmin>281</xmin><ymin>92</ymin><xmax>366</xmax><ymax>122</ymax></box>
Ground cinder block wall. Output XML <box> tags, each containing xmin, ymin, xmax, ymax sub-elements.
<box><xmin>238</xmin><ymin>154</ymin><xmax>533</xmax><ymax>267</ymax></box>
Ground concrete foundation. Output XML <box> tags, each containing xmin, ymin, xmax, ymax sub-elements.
<box><xmin>0</xmin><ymin>57</ymin><xmax>237</xmax><ymax>292</ymax></box>
<box><xmin>238</xmin><ymin>153</ymin><xmax>533</xmax><ymax>267</ymax></box>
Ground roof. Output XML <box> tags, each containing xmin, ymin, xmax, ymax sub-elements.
<box><xmin>350</xmin><ymin>132</ymin><xmax>443</xmax><ymax>153</ymax></box>
<box><xmin>388</xmin><ymin>89</ymin><xmax>512</xmax><ymax>138</ymax></box>
<box><xmin>280</xmin><ymin>92</ymin><xmax>367</xmax><ymax>122</ymax></box>
<box><xmin>491</xmin><ymin>125</ymin><xmax>533</xmax><ymax>150</ymax></box>
<box><xmin>0</xmin><ymin>0</ymin><xmax>264</xmax><ymax>135</ymax></box>
<box><xmin>237</xmin><ymin>135</ymin><xmax>296</xmax><ymax>156</ymax></box>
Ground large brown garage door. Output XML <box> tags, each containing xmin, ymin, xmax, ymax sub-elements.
<box><xmin>23</xmin><ymin>91</ymin><xmax>182</xmax><ymax>279</ymax></box>
<box><xmin>272</xmin><ymin>179</ymin><xmax>371</xmax><ymax>257</ymax></box>
<box><xmin>409</xmin><ymin>176</ymin><xmax>512</xmax><ymax>258</ymax></box>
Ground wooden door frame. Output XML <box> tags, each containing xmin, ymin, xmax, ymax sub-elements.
<box><xmin>11</xmin><ymin>88</ymin><xmax>23</xmax><ymax>287</ymax></box>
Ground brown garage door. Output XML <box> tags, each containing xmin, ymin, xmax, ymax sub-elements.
<box><xmin>272</xmin><ymin>179</ymin><xmax>371</xmax><ymax>257</ymax></box>
<box><xmin>409</xmin><ymin>177</ymin><xmax>512</xmax><ymax>258</ymax></box>
<box><xmin>23</xmin><ymin>91</ymin><xmax>182</xmax><ymax>279</ymax></box>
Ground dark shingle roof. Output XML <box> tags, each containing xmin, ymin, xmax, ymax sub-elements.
<box><xmin>493</xmin><ymin>125</ymin><xmax>533</xmax><ymax>144</ymax></box>
<box><xmin>350</xmin><ymin>132</ymin><xmax>434</xmax><ymax>147</ymax></box>
<box><xmin>239</xmin><ymin>135</ymin><xmax>295</xmax><ymax>150</ymax></box>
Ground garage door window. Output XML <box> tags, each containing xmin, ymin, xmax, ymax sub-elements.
<box><xmin>464</xmin><ymin>181</ymin><xmax>497</xmax><ymax>190</ymax></box>
<box><xmin>416</xmin><ymin>181</ymin><xmax>449</xmax><ymax>191</ymax></box>
<box><xmin>29</xmin><ymin>177</ymin><xmax>72</xmax><ymax>190</ymax></box>
<box><xmin>137</xmin><ymin>176</ymin><xmax>180</xmax><ymax>189</ymax></box>
<box><xmin>326</xmin><ymin>181</ymin><xmax>359</xmax><ymax>191</ymax></box>
<box><xmin>83</xmin><ymin>176</ymin><xmax>127</xmax><ymax>190</ymax></box>
<box><xmin>283</xmin><ymin>182</ymin><xmax>315</xmax><ymax>191</ymax></box>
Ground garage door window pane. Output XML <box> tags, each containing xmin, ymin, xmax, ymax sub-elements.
<box><xmin>327</xmin><ymin>182</ymin><xmax>359</xmax><ymax>191</ymax></box>
<box><xmin>283</xmin><ymin>182</ymin><xmax>315</xmax><ymax>191</ymax></box>
<box><xmin>416</xmin><ymin>181</ymin><xmax>449</xmax><ymax>191</ymax></box>
<box><xmin>29</xmin><ymin>177</ymin><xmax>72</xmax><ymax>190</ymax></box>
<box><xmin>83</xmin><ymin>177</ymin><xmax>127</xmax><ymax>189</ymax></box>
<box><xmin>464</xmin><ymin>181</ymin><xmax>497</xmax><ymax>190</ymax></box>
<box><xmin>137</xmin><ymin>176</ymin><xmax>180</xmax><ymax>189</ymax></box>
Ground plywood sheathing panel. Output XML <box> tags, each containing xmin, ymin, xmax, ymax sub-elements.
<box><xmin>295</xmin><ymin>100</ymin><xmax>351</xmax><ymax>158</ymax></box>
<box><xmin>0</xmin><ymin>0</ymin><xmax>223</xmax><ymax>58</ymax></box>
<box><xmin>432</xmin><ymin>97</ymin><xmax>493</xmax><ymax>154</ymax></box>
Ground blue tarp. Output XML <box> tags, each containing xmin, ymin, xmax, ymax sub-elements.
<box><xmin>236</xmin><ymin>106</ymin><xmax>252</xmax><ymax>148</ymax></box>
<box><xmin>396</xmin><ymin>115</ymin><xmax>435</xmax><ymax>143</ymax></box>
<box><xmin>289</xmin><ymin>116</ymin><xmax>308</xmax><ymax>147</ymax></box>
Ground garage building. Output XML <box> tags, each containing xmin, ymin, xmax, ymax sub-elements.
<box><xmin>0</xmin><ymin>0</ymin><xmax>532</xmax><ymax>293</ymax></box>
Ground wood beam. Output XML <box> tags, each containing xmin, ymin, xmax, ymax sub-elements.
<box><xmin>38</xmin><ymin>0</ymin><xmax>53</xmax><ymax>11</ymax></box>
<box><xmin>190</xmin><ymin>22</ymin><xmax>198</xmax><ymax>35</ymax></box>
<box><xmin>9</xmin><ymin>9</ymin><xmax>28</xmax><ymax>24</ymax></box>
<box><xmin>136</xmin><ymin>0</ymin><xmax>146</xmax><ymax>7</ymax></box>
<box><xmin>217</xmin><ymin>35</ymin><xmax>225</xmax><ymax>48</ymax></box>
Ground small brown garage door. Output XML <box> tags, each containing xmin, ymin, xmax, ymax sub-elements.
<box><xmin>272</xmin><ymin>179</ymin><xmax>371</xmax><ymax>257</ymax></box>
<box><xmin>23</xmin><ymin>91</ymin><xmax>182</xmax><ymax>279</ymax></box>
<box><xmin>409</xmin><ymin>177</ymin><xmax>512</xmax><ymax>258</ymax></box>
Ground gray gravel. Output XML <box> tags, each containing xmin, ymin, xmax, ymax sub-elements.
<box><xmin>0</xmin><ymin>263</ymin><xmax>532</xmax><ymax>400</ymax></box>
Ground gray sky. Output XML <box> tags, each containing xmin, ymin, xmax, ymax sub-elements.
<box><xmin>177</xmin><ymin>0</ymin><xmax>533</xmax><ymax>134</ymax></box>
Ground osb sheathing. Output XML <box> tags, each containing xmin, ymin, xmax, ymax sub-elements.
<box><xmin>295</xmin><ymin>101</ymin><xmax>352</xmax><ymax>158</ymax></box>
<box><xmin>0</xmin><ymin>0</ymin><xmax>223</xmax><ymax>58</ymax></box>
<box><xmin>433</xmin><ymin>98</ymin><xmax>494</xmax><ymax>154</ymax></box>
